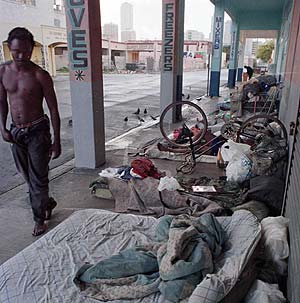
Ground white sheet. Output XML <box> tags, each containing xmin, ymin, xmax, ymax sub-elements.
<box><xmin>0</xmin><ymin>209</ymin><xmax>260</xmax><ymax>303</ymax></box>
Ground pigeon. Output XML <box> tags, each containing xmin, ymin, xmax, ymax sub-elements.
<box><xmin>186</xmin><ymin>94</ymin><xmax>190</xmax><ymax>100</ymax></box>
<box><xmin>124</xmin><ymin>117</ymin><xmax>128</xmax><ymax>122</ymax></box>
<box><xmin>144</xmin><ymin>108</ymin><xmax>147</xmax><ymax>114</ymax></box>
<box><xmin>133</xmin><ymin>108</ymin><xmax>140</xmax><ymax>114</ymax></box>
<box><xmin>137</xmin><ymin>116</ymin><xmax>145</xmax><ymax>122</ymax></box>
<box><xmin>196</xmin><ymin>97</ymin><xmax>202</xmax><ymax>101</ymax></box>
<box><xmin>150</xmin><ymin>115</ymin><xmax>157</xmax><ymax>120</ymax></box>
<box><xmin>68</xmin><ymin>119</ymin><xmax>73</xmax><ymax>127</ymax></box>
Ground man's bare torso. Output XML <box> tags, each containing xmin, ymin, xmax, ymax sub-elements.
<box><xmin>1</xmin><ymin>61</ymin><xmax>45</xmax><ymax>124</ymax></box>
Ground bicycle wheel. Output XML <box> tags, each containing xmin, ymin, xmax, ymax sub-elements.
<box><xmin>160</xmin><ymin>101</ymin><xmax>208</xmax><ymax>148</ymax></box>
<box><xmin>237</xmin><ymin>114</ymin><xmax>288</xmax><ymax>145</ymax></box>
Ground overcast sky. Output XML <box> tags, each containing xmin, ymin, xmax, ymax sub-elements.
<box><xmin>100</xmin><ymin>0</ymin><xmax>227</xmax><ymax>40</ymax></box>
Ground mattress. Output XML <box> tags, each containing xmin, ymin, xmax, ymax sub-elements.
<box><xmin>0</xmin><ymin>209</ymin><xmax>261</xmax><ymax>303</ymax></box>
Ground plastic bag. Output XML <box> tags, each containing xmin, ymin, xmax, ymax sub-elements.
<box><xmin>261</xmin><ymin>216</ymin><xmax>289</xmax><ymax>275</ymax></box>
<box><xmin>226</xmin><ymin>153</ymin><xmax>252</xmax><ymax>183</ymax></box>
<box><xmin>158</xmin><ymin>176</ymin><xmax>182</xmax><ymax>191</ymax></box>
<box><xmin>221</xmin><ymin>139</ymin><xmax>251</xmax><ymax>162</ymax></box>
<box><xmin>244</xmin><ymin>280</ymin><xmax>286</xmax><ymax>303</ymax></box>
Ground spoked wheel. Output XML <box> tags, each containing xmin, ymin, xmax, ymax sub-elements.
<box><xmin>237</xmin><ymin>114</ymin><xmax>288</xmax><ymax>146</ymax></box>
<box><xmin>221</xmin><ymin>120</ymin><xmax>243</xmax><ymax>141</ymax></box>
<box><xmin>160</xmin><ymin>101</ymin><xmax>208</xmax><ymax>148</ymax></box>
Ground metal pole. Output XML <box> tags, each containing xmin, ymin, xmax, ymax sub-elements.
<box><xmin>206</xmin><ymin>54</ymin><xmax>211</xmax><ymax>96</ymax></box>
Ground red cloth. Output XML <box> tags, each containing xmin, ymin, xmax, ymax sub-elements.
<box><xmin>131</xmin><ymin>158</ymin><xmax>161</xmax><ymax>179</ymax></box>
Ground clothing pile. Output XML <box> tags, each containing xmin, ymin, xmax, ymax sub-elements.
<box><xmin>74</xmin><ymin>213</ymin><xmax>225</xmax><ymax>303</ymax></box>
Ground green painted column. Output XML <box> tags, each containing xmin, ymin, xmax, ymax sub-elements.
<box><xmin>209</xmin><ymin>0</ymin><xmax>224</xmax><ymax>96</ymax></box>
<box><xmin>227</xmin><ymin>21</ymin><xmax>239</xmax><ymax>88</ymax></box>
<box><xmin>65</xmin><ymin>0</ymin><xmax>105</xmax><ymax>168</ymax></box>
<box><xmin>237</xmin><ymin>36</ymin><xmax>245</xmax><ymax>81</ymax></box>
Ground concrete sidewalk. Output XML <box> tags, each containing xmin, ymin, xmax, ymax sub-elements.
<box><xmin>0</xmin><ymin>92</ymin><xmax>229</xmax><ymax>265</ymax></box>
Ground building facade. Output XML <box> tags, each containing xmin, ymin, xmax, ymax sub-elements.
<box><xmin>120</xmin><ymin>2</ymin><xmax>136</xmax><ymax>42</ymax></box>
<box><xmin>102</xmin><ymin>23</ymin><xmax>119</xmax><ymax>42</ymax></box>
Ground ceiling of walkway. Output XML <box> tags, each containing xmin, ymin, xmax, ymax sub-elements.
<box><xmin>210</xmin><ymin>0</ymin><xmax>286</xmax><ymax>30</ymax></box>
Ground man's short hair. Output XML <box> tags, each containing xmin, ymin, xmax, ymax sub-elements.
<box><xmin>7</xmin><ymin>27</ymin><xmax>35</xmax><ymax>48</ymax></box>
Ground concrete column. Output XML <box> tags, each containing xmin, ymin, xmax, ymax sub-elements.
<box><xmin>273</xmin><ymin>30</ymin><xmax>280</xmax><ymax>72</ymax></box>
<box><xmin>160</xmin><ymin>0</ymin><xmax>185</xmax><ymax>117</ymax></box>
<box><xmin>209</xmin><ymin>0</ymin><xmax>225</xmax><ymax>96</ymax></box>
<box><xmin>65</xmin><ymin>0</ymin><xmax>105</xmax><ymax>168</ymax></box>
<box><xmin>108</xmin><ymin>39</ymin><xmax>112</xmax><ymax>69</ymax></box>
<box><xmin>227</xmin><ymin>21</ymin><xmax>239</xmax><ymax>88</ymax></box>
<box><xmin>237</xmin><ymin>36</ymin><xmax>245</xmax><ymax>81</ymax></box>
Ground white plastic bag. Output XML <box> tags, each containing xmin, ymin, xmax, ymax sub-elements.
<box><xmin>261</xmin><ymin>216</ymin><xmax>289</xmax><ymax>275</ymax></box>
<box><xmin>221</xmin><ymin>139</ymin><xmax>251</xmax><ymax>162</ymax></box>
<box><xmin>99</xmin><ymin>167</ymin><xmax>119</xmax><ymax>178</ymax></box>
<box><xmin>244</xmin><ymin>280</ymin><xmax>286</xmax><ymax>303</ymax></box>
<box><xmin>158</xmin><ymin>176</ymin><xmax>182</xmax><ymax>191</ymax></box>
<box><xmin>226</xmin><ymin>153</ymin><xmax>252</xmax><ymax>183</ymax></box>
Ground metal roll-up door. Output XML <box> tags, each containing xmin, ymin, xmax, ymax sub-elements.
<box><xmin>285</xmin><ymin>108</ymin><xmax>300</xmax><ymax>303</ymax></box>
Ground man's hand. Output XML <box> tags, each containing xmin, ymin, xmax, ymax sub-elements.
<box><xmin>1</xmin><ymin>129</ymin><xmax>14</xmax><ymax>143</ymax></box>
<box><xmin>50</xmin><ymin>141</ymin><xmax>61</xmax><ymax>159</ymax></box>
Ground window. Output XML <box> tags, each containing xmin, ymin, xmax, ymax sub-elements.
<box><xmin>54</xmin><ymin>18</ymin><xmax>61</xmax><ymax>27</ymax></box>
<box><xmin>53</xmin><ymin>0</ymin><xmax>63</xmax><ymax>11</ymax></box>
<box><xmin>9</xmin><ymin>0</ymin><xmax>36</xmax><ymax>5</ymax></box>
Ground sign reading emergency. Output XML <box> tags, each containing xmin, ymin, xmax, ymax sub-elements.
<box><xmin>162</xmin><ymin>0</ymin><xmax>175</xmax><ymax>71</ymax></box>
<box><xmin>66</xmin><ymin>0</ymin><xmax>88</xmax><ymax>76</ymax></box>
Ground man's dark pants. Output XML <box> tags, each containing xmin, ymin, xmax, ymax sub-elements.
<box><xmin>10</xmin><ymin>117</ymin><xmax>52</xmax><ymax>224</ymax></box>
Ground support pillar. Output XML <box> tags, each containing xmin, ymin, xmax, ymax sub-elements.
<box><xmin>209</xmin><ymin>0</ymin><xmax>224</xmax><ymax>96</ymax></box>
<box><xmin>160</xmin><ymin>0</ymin><xmax>185</xmax><ymax>115</ymax></box>
<box><xmin>237</xmin><ymin>36</ymin><xmax>245</xmax><ymax>81</ymax></box>
<box><xmin>66</xmin><ymin>0</ymin><xmax>105</xmax><ymax>168</ymax></box>
<box><xmin>227</xmin><ymin>21</ymin><xmax>239</xmax><ymax>88</ymax></box>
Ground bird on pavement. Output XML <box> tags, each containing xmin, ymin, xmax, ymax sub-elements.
<box><xmin>186</xmin><ymin>94</ymin><xmax>190</xmax><ymax>100</ymax></box>
<box><xmin>133</xmin><ymin>108</ymin><xmax>140</xmax><ymax>114</ymax></box>
<box><xmin>124</xmin><ymin>117</ymin><xmax>128</xmax><ymax>122</ymax></box>
<box><xmin>150</xmin><ymin>115</ymin><xmax>157</xmax><ymax>120</ymax></box>
<box><xmin>196</xmin><ymin>97</ymin><xmax>202</xmax><ymax>101</ymax></box>
<box><xmin>137</xmin><ymin>116</ymin><xmax>145</xmax><ymax>122</ymax></box>
<box><xmin>144</xmin><ymin>108</ymin><xmax>147</xmax><ymax>114</ymax></box>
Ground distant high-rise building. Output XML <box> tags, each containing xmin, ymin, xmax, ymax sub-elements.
<box><xmin>185</xmin><ymin>30</ymin><xmax>205</xmax><ymax>41</ymax></box>
<box><xmin>120</xmin><ymin>2</ymin><xmax>136</xmax><ymax>41</ymax></box>
<box><xmin>223</xmin><ymin>20</ymin><xmax>232</xmax><ymax>46</ymax></box>
<box><xmin>102</xmin><ymin>22</ymin><xmax>119</xmax><ymax>41</ymax></box>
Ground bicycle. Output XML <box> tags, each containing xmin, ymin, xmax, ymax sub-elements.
<box><xmin>159</xmin><ymin>100</ymin><xmax>225</xmax><ymax>173</ymax></box>
<box><xmin>159</xmin><ymin>100</ymin><xmax>288</xmax><ymax>174</ymax></box>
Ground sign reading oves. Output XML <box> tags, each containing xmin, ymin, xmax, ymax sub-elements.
<box><xmin>66</xmin><ymin>0</ymin><xmax>88</xmax><ymax>70</ymax></box>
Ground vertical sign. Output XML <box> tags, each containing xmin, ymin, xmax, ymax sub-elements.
<box><xmin>230</xmin><ymin>30</ymin><xmax>236</xmax><ymax>60</ymax></box>
<box><xmin>162</xmin><ymin>0</ymin><xmax>176</xmax><ymax>72</ymax></box>
<box><xmin>66</xmin><ymin>0</ymin><xmax>90</xmax><ymax>82</ymax></box>
<box><xmin>213</xmin><ymin>16</ymin><xmax>222</xmax><ymax>57</ymax></box>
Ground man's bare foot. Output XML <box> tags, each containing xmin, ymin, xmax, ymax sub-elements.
<box><xmin>32</xmin><ymin>222</ymin><xmax>47</xmax><ymax>236</ymax></box>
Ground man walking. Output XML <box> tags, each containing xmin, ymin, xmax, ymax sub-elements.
<box><xmin>0</xmin><ymin>27</ymin><xmax>61</xmax><ymax>236</ymax></box>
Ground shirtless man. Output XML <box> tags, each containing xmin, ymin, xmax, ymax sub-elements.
<box><xmin>0</xmin><ymin>27</ymin><xmax>61</xmax><ymax>236</ymax></box>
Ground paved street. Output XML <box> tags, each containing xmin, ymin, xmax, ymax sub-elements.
<box><xmin>0</xmin><ymin>69</ymin><xmax>228</xmax><ymax>194</ymax></box>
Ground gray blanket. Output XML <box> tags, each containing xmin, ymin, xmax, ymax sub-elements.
<box><xmin>75</xmin><ymin>213</ymin><xmax>225</xmax><ymax>302</ymax></box>
<box><xmin>108</xmin><ymin>177</ymin><xmax>224</xmax><ymax>217</ymax></box>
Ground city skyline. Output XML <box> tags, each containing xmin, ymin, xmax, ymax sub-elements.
<box><xmin>100</xmin><ymin>0</ymin><xmax>230</xmax><ymax>40</ymax></box>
